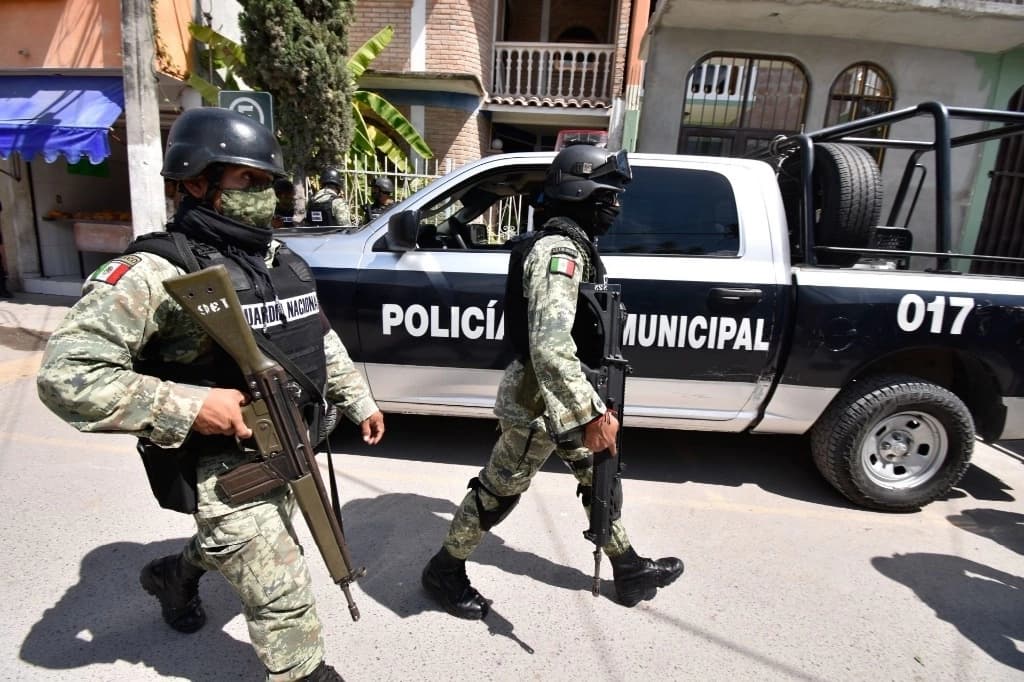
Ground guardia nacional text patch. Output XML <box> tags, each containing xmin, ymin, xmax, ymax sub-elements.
<box><xmin>90</xmin><ymin>255</ymin><xmax>142</xmax><ymax>285</ymax></box>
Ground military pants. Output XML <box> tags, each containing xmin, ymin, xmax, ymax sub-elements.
<box><xmin>443</xmin><ymin>418</ymin><xmax>631</xmax><ymax>560</ymax></box>
<box><xmin>183</xmin><ymin>455</ymin><xmax>323</xmax><ymax>681</ymax></box>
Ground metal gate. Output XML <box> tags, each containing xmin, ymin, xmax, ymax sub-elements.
<box><xmin>972</xmin><ymin>86</ymin><xmax>1024</xmax><ymax>276</ymax></box>
<box><xmin>677</xmin><ymin>53</ymin><xmax>809</xmax><ymax>157</ymax></box>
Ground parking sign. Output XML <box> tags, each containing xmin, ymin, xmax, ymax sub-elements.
<box><xmin>218</xmin><ymin>91</ymin><xmax>274</xmax><ymax>132</ymax></box>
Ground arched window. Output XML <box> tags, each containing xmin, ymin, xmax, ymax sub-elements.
<box><xmin>825</xmin><ymin>62</ymin><xmax>895</xmax><ymax>165</ymax></box>
<box><xmin>678</xmin><ymin>53</ymin><xmax>809</xmax><ymax>157</ymax></box>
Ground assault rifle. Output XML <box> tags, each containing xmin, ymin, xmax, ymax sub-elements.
<box><xmin>579</xmin><ymin>282</ymin><xmax>629</xmax><ymax>596</ymax></box>
<box><xmin>164</xmin><ymin>265</ymin><xmax>365</xmax><ymax>621</ymax></box>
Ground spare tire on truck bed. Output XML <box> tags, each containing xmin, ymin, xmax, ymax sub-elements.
<box><xmin>780</xmin><ymin>142</ymin><xmax>883</xmax><ymax>266</ymax></box>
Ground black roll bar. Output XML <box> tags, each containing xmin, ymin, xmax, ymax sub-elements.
<box><xmin>753</xmin><ymin>101</ymin><xmax>1024</xmax><ymax>272</ymax></box>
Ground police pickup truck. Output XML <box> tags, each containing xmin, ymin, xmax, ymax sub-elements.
<box><xmin>282</xmin><ymin>103</ymin><xmax>1024</xmax><ymax>513</ymax></box>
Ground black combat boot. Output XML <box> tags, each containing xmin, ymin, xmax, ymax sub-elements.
<box><xmin>301</xmin><ymin>661</ymin><xmax>344</xmax><ymax>681</ymax></box>
<box><xmin>139</xmin><ymin>553</ymin><xmax>207</xmax><ymax>633</ymax></box>
<box><xmin>610</xmin><ymin>547</ymin><xmax>684</xmax><ymax>607</ymax></box>
<box><xmin>421</xmin><ymin>547</ymin><xmax>490</xmax><ymax>620</ymax></box>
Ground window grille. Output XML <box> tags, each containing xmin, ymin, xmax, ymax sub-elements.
<box><xmin>679</xmin><ymin>53</ymin><xmax>809</xmax><ymax>157</ymax></box>
<box><xmin>825</xmin><ymin>62</ymin><xmax>895</xmax><ymax>166</ymax></box>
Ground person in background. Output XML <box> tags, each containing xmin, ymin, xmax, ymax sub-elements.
<box><xmin>305</xmin><ymin>168</ymin><xmax>351</xmax><ymax>227</ymax></box>
<box><xmin>361</xmin><ymin>176</ymin><xmax>395</xmax><ymax>224</ymax></box>
<box><xmin>420</xmin><ymin>145</ymin><xmax>684</xmax><ymax>620</ymax></box>
<box><xmin>272</xmin><ymin>177</ymin><xmax>297</xmax><ymax>228</ymax></box>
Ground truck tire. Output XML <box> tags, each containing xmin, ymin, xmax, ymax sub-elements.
<box><xmin>780</xmin><ymin>143</ymin><xmax>882</xmax><ymax>266</ymax></box>
<box><xmin>810</xmin><ymin>374</ymin><xmax>974</xmax><ymax>512</ymax></box>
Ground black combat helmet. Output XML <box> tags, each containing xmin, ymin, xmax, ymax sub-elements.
<box><xmin>543</xmin><ymin>145</ymin><xmax>632</xmax><ymax>204</ymax></box>
<box><xmin>372</xmin><ymin>176</ymin><xmax>394</xmax><ymax>194</ymax></box>
<box><xmin>320</xmin><ymin>168</ymin><xmax>343</xmax><ymax>189</ymax></box>
<box><xmin>161</xmin><ymin>107</ymin><xmax>285</xmax><ymax>180</ymax></box>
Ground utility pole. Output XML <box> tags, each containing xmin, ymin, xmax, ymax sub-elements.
<box><xmin>120</xmin><ymin>0</ymin><xmax>167</xmax><ymax>236</ymax></box>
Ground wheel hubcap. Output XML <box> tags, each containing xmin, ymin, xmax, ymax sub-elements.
<box><xmin>860</xmin><ymin>411</ymin><xmax>948</xmax><ymax>489</ymax></box>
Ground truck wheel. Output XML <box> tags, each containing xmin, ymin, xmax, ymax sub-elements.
<box><xmin>810</xmin><ymin>374</ymin><xmax>974</xmax><ymax>512</ymax></box>
<box><xmin>780</xmin><ymin>143</ymin><xmax>882</xmax><ymax>266</ymax></box>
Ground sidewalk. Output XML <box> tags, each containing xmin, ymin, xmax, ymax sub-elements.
<box><xmin>0</xmin><ymin>292</ymin><xmax>77</xmax><ymax>380</ymax></box>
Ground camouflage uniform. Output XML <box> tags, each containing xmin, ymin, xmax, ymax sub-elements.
<box><xmin>37</xmin><ymin>243</ymin><xmax>378</xmax><ymax>681</ymax></box>
<box><xmin>442</xmin><ymin>219</ymin><xmax>632</xmax><ymax>561</ymax></box>
<box><xmin>306</xmin><ymin>188</ymin><xmax>352</xmax><ymax>227</ymax></box>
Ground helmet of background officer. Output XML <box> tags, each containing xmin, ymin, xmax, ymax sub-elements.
<box><xmin>371</xmin><ymin>176</ymin><xmax>394</xmax><ymax>204</ymax></box>
<box><xmin>541</xmin><ymin>144</ymin><xmax>632</xmax><ymax>237</ymax></box>
<box><xmin>161</xmin><ymin>107</ymin><xmax>285</xmax><ymax>229</ymax></box>
<box><xmin>320</xmin><ymin>167</ymin><xmax>343</xmax><ymax>191</ymax></box>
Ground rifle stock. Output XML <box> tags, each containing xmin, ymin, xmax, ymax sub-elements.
<box><xmin>164</xmin><ymin>265</ymin><xmax>365</xmax><ymax>621</ymax></box>
<box><xmin>579</xmin><ymin>283</ymin><xmax>629</xmax><ymax>596</ymax></box>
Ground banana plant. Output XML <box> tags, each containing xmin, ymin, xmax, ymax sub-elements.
<box><xmin>186</xmin><ymin>23</ymin><xmax>246</xmax><ymax>105</ymax></box>
<box><xmin>347</xmin><ymin>25</ymin><xmax>433</xmax><ymax>171</ymax></box>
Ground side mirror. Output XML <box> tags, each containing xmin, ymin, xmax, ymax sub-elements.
<box><xmin>386</xmin><ymin>210</ymin><xmax>420</xmax><ymax>252</ymax></box>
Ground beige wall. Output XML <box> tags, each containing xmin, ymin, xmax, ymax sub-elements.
<box><xmin>152</xmin><ymin>0</ymin><xmax>195</xmax><ymax>79</ymax></box>
<box><xmin>0</xmin><ymin>0</ymin><xmax>124</xmax><ymax>69</ymax></box>
<box><xmin>0</xmin><ymin>0</ymin><xmax>193</xmax><ymax>76</ymax></box>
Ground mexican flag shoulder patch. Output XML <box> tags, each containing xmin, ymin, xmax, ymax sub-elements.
<box><xmin>90</xmin><ymin>254</ymin><xmax>142</xmax><ymax>285</ymax></box>
<box><xmin>548</xmin><ymin>255</ymin><xmax>577</xmax><ymax>278</ymax></box>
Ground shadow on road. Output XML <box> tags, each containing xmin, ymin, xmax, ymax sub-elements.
<box><xmin>947</xmin><ymin>508</ymin><xmax>1024</xmax><ymax>556</ymax></box>
<box><xmin>872</xmin><ymin>553</ymin><xmax>1024</xmax><ymax>670</ymax></box>
<box><xmin>332</xmin><ymin>414</ymin><xmax>1016</xmax><ymax>510</ymax></box>
<box><xmin>339</xmin><ymin>490</ymin><xmax>611</xmax><ymax>653</ymax></box>
<box><xmin>20</xmin><ymin>539</ymin><xmax>262</xmax><ymax>679</ymax></box>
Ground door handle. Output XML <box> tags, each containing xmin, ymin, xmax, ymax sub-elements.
<box><xmin>709</xmin><ymin>287</ymin><xmax>763</xmax><ymax>306</ymax></box>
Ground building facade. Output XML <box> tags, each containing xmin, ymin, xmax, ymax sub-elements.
<box><xmin>347</xmin><ymin>0</ymin><xmax>646</xmax><ymax>164</ymax></box>
<box><xmin>636</xmin><ymin>0</ymin><xmax>1024</xmax><ymax>261</ymax></box>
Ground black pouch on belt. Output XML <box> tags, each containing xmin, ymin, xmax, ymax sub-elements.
<box><xmin>137</xmin><ymin>439</ymin><xmax>200</xmax><ymax>514</ymax></box>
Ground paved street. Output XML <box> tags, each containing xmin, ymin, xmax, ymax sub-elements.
<box><xmin>0</xmin><ymin>294</ymin><xmax>1021</xmax><ymax>681</ymax></box>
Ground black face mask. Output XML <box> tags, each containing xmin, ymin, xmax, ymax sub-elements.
<box><xmin>591</xmin><ymin>200</ymin><xmax>621</xmax><ymax>236</ymax></box>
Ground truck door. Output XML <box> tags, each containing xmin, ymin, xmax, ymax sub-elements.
<box><xmin>353</xmin><ymin>165</ymin><xmax>546</xmax><ymax>414</ymax></box>
<box><xmin>598</xmin><ymin>162</ymin><xmax>787</xmax><ymax>430</ymax></box>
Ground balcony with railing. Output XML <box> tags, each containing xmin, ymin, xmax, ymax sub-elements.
<box><xmin>490</xmin><ymin>42</ymin><xmax>616</xmax><ymax>108</ymax></box>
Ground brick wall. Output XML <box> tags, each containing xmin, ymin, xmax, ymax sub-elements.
<box><xmin>426</xmin><ymin>0</ymin><xmax>495</xmax><ymax>85</ymax></box>
<box><xmin>613</xmin><ymin>0</ymin><xmax>631</xmax><ymax>96</ymax></box>
<box><xmin>422</xmin><ymin>106</ymin><xmax>489</xmax><ymax>167</ymax></box>
<box><xmin>350</xmin><ymin>0</ymin><xmax>413</xmax><ymax>72</ymax></box>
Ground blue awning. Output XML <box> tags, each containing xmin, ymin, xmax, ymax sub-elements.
<box><xmin>0</xmin><ymin>76</ymin><xmax>125</xmax><ymax>165</ymax></box>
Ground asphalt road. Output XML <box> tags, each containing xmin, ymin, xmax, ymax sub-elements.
<box><xmin>1</xmin><ymin>294</ymin><xmax>1021</xmax><ymax>681</ymax></box>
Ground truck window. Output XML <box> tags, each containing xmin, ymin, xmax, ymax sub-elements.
<box><xmin>599</xmin><ymin>167</ymin><xmax>740</xmax><ymax>257</ymax></box>
<box><xmin>416</xmin><ymin>169</ymin><xmax>546</xmax><ymax>250</ymax></box>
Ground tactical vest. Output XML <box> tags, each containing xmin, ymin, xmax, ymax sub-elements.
<box><xmin>125</xmin><ymin>231</ymin><xmax>329</xmax><ymax>513</ymax></box>
<box><xmin>306</xmin><ymin>189</ymin><xmax>339</xmax><ymax>226</ymax></box>
<box><xmin>504</xmin><ymin>221</ymin><xmax>606</xmax><ymax>368</ymax></box>
<box><xmin>126</xmin><ymin>232</ymin><xmax>328</xmax><ymax>400</ymax></box>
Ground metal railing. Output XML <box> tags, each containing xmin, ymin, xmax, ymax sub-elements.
<box><xmin>492</xmin><ymin>42</ymin><xmax>615</xmax><ymax>106</ymax></box>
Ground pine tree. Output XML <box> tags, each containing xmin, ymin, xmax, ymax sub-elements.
<box><xmin>237</xmin><ymin>0</ymin><xmax>354</xmax><ymax>177</ymax></box>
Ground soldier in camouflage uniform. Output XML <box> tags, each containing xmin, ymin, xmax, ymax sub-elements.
<box><xmin>37</xmin><ymin>107</ymin><xmax>384</xmax><ymax>682</ymax></box>
<box><xmin>305</xmin><ymin>168</ymin><xmax>352</xmax><ymax>227</ymax></box>
<box><xmin>421</xmin><ymin>145</ymin><xmax>683</xmax><ymax>620</ymax></box>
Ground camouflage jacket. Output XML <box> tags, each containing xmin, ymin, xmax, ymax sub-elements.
<box><xmin>306</xmin><ymin>188</ymin><xmax>351</xmax><ymax>226</ymax></box>
<box><xmin>37</xmin><ymin>241</ymin><xmax>378</xmax><ymax>450</ymax></box>
<box><xmin>494</xmin><ymin>229</ymin><xmax>605</xmax><ymax>436</ymax></box>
